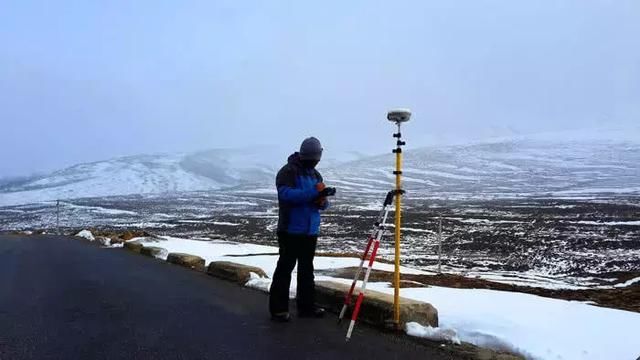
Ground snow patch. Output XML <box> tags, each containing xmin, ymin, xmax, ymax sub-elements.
<box><xmin>213</xmin><ymin>221</ymin><xmax>242</xmax><ymax>226</ymax></box>
<box><xmin>62</xmin><ymin>202</ymin><xmax>138</xmax><ymax>216</ymax></box>
<box><xmin>614</xmin><ymin>276</ymin><xmax>640</xmax><ymax>288</ymax></box>
<box><xmin>245</xmin><ymin>272</ymin><xmax>272</xmax><ymax>294</ymax></box>
<box><xmin>75</xmin><ymin>230</ymin><xmax>95</xmax><ymax>241</ymax></box>
<box><xmin>405</xmin><ymin>323</ymin><xmax>461</xmax><ymax>344</ymax></box>
<box><xmin>371</xmin><ymin>284</ymin><xmax>640</xmax><ymax>360</ymax></box>
<box><xmin>571</xmin><ymin>220</ymin><xmax>640</xmax><ymax>226</ymax></box>
<box><xmin>96</xmin><ymin>237</ymin><xmax>111</xmax><ymax>246</ymax></box>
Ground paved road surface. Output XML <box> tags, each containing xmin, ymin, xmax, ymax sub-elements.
<box><xmin>0</xmin><ymin>235</ymin><xmax>459</xmax><ymax>359</ymax></box>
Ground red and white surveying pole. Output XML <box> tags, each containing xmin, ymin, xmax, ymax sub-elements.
<box><xmin>341</xmin><ymin>191</ymin><xmax>395</xmax><ymax>341</ymax></box>
<box><xmin>338</xmin><ymin>190</ymin><xmax>395</xmax><ymax>339</ymax></box>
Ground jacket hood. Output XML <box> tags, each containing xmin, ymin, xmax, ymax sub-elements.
<box><xmin>287</xmin><ymin>152</ymin><xmax>318</xmax><ymax>171</ymax></box>
<box><xmin>288</xmin><ymin>152</ymin><xmax>302</xmax><ymax>166</ymax></box>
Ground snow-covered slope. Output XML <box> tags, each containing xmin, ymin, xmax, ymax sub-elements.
<box><xmin>1</xmin><ymin>135</ymin><xmax>639</xmax><ymax>206</ymax></box>
<box><xmin>324</xmin><ymin>138</ymin><xmax>640</xmax><ymax>199</ymax></box>
<box><xmin>0</xmin><ymin>148</ymin><xmax>284</xmax><ymax>206</ymax></box>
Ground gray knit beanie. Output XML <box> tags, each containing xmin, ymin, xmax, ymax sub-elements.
<box><xmin>299</xmin><ymin>137</ymin><xmax>323</xmax><ymax>160</ymax></box>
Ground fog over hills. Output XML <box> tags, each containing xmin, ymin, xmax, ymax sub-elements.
<box><xmin>1</xmin><ymin>131</ymin><xmax>639</xmax><ymax>206</ymax></box>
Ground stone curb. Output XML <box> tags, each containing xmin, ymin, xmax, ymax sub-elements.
<box><xmin>123</xmin><ymin>241</ymin><xmax>143</xmax><ymax>253</ymax></box>
<box><xmin>207</xmin><ymin>261</ymin><xmax>269</xmax><ymax>285</ymax></box>
<box><xmin>167</xmin><ymin>253</ymin><xmax>205</xmax><ymax>272</ymax></box>
<box><xmin>140</xmin><ymin>246</ymin><xmax>167</xmax><ymax>258</ymax></box>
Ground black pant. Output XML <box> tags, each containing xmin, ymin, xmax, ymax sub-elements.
<box><xmin>269</xmin><ymin>232</ymin><xmax>318</xmax><ymax>314</ymax></box>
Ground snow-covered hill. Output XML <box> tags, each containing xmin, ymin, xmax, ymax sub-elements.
<box><xmin>1</xmin><ymin>135</ymin><xmax>639</xmax><ymax>206</ymax></box>
<box><xmin>0</xmin><ymin>147</ymin><xmax>285</xmax><ymax>206</ymax></box>
<box><xmin>324</xmin><ymin>138</ymin><xmax>640</xmax><ymax>199</ymax></box>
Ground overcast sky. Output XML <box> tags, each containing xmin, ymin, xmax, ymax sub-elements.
<box><xmin>1</xmin><ymin>1</ymin><xmax>638</xmax><ymax>177</ymax></box>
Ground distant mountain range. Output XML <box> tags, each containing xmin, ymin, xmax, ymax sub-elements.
<box><xmin>1</xmin><ymin>132</ymin><xmax>639</xmax><ymax>206</ymax></box>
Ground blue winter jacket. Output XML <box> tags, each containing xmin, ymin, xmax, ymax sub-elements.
<box><xmin>276</xmin><ymin>152</ymin><xmax>329</xmax><ymax>235</ymax></box>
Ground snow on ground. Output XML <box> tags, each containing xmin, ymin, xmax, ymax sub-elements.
<box><xmin>212</xmin><ymin>221</ymin><xmax>242</xmax><ymax>226</ymax></box>
<box><xmin>429</xmin><ymin>267</ymin><xmax>602</xmax><ymax>290</ymax></box>
<box><xmin>571</xmin><ymin>220</ymin><xmax>640</xmax><ymax>226</ymax></box>
<box><xmin>416</xmin><ymin>260</ymin><xmax>640</xmax><ymax>290</ymax></box>
<box><xmin>405</xmin><ymin>323</ymin><xmax>461</xmax><ymax>344</ymax></box>
<box><xmin>138</xmin><ymin>237</ymin><xmax>276</xmax><ymax>261</ymax></box>
<box><xmin>131</xmin><ymin>236</ymin><xmax>426</xmax><ymax>276</ymax></box>
<box><xmin>403</xmin><ymin>167</ymin><xmax>480</xmax><ymax>181</ymax></box>
<box><xmin>334</xmin><ymin>201</ymin><xmax>384</xmax><ymax>211</ymax></box>
<box><xmin>389</xmin><ymin>285</ymin><xmax>640</xmax><ymax>360</ymax></box>
<box><xmin>62</xmin><ymin>202</ymin><xmax>138</xmax><ymax>216</ymax></box>
<box><xmin>447</xmin><ymin>217</ymin><xmax>523</xmax><ymax>225</ymax></box>
<box><xmin>123</xmin><ymin>236</ymin><xmax>640</xmax><ymax>360</ymax></box>
<box><xmin>177</xmin><ymin>220</ymin><xmax>242</xmax><ymax>226</ymax></box>
<box><xmin>75</xmin><ymin>230</ymin><xmax>95</xmax><ymax>241</ymax></box>
<box><xmin>552</xmin><ymin>187</ymin><xmax>640</xmax><ymax>196</ymax></box>
<box><xmin>613</xmin><ymin>276</ymin><xmax>640</xmax><ymax>288</ymax></box>
<box><xmin>0</xmin><ymin>209</ymin><xmax>25</xmax><ymax>214</ymax></box>
<box><xmin>213</xmin><ymin>201</ymin><xmax>260</xmax><ymax>206</ymax></box>
<box><xmin>113</xmin><ymin>222</ymin><xmax>178</xmax><ymax>228</ymax></box>
<box><xmin>463</xmin><ymin>272</ymin><xmax>590</xmax><ymax>290</ymax></box>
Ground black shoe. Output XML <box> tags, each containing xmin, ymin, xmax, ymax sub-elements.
<box><xmin>271</xmin><ymin>312</ymin><xmax>291</xmax><ymax>322</ymax></box>
<box><xmin>298</xmin><ymin>307</ymin><xmax>325</xmax><ymax>318</ymax></box>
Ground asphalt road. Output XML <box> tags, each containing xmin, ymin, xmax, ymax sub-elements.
<box><xmin>0</xmin><ymin>235</ymin><xmax>459</xmax><ymax>360</ymax></box>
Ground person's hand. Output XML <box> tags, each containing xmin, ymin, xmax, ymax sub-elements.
<box><xmin>316</xmin><ymin>182</ymin><xmax>336</xmax><ymax>197</ymax></box>
<box><xmin>315</xmin><ymin>183</ymin><xmax>335</xmax><ymax>208</ymax></box>
<box><xmin>319</xmin><ymin>187</ymin><xmax>336</xmax><ymax>197</ymax></box>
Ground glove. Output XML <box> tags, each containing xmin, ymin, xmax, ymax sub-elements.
<box><xmin>315</xmin><ymin>183</ymin><xmax>335</xmax><ymax>208</ymax></box>
<box><xmin>319</xmin><ymin>187</ymin><xmax>336</xmax><ymax>197</ymax></box>
<box><xmin>316</xmin><ymin>182</ymin><xmax>336</xmax><ymax>197</ymax></box>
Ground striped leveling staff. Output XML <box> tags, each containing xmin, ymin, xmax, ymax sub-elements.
<box><xmin>338</xmin><ymin>190</ymin><xmax>396</xmax><ymax>341</ymax></box>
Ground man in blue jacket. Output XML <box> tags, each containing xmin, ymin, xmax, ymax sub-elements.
<box><xmin>269</xmin><ymin>137</ymin><xmax>336</xmax><ymax>322</ymax></box>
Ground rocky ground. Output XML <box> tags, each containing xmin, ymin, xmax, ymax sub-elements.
<box><xmin>6</xmin><ymin>222</ymin><xmax>639</xmax><ymax>315</ymax></box>
<box><xmin>1</xmin><ymin>190</ymin><xmax>639</xmax><ymax>290</ymax></box>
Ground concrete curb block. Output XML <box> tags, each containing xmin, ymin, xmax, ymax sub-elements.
<box><xmin>123</xmin><ymin>241</ymin><xmax>143</xmax><ymax>253</ymax></box>
<box><xmin>140</xmin><ymin>246</ymin><xmax>167</xmax><ymax>258</ymax></box>
<box><xmin>167</xmin><ymin>253</ymin><xmax>205</xmax><ymax>272</ymax></box>
<box><xmin>207</xmin><ymin>261</ymin><xmax>269</xmax><ymax>285</ymax></box>
<box><xmin>315</xmin><ymin>280</ymin><xmax>438</xmax><ymax>329</ymax></box>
